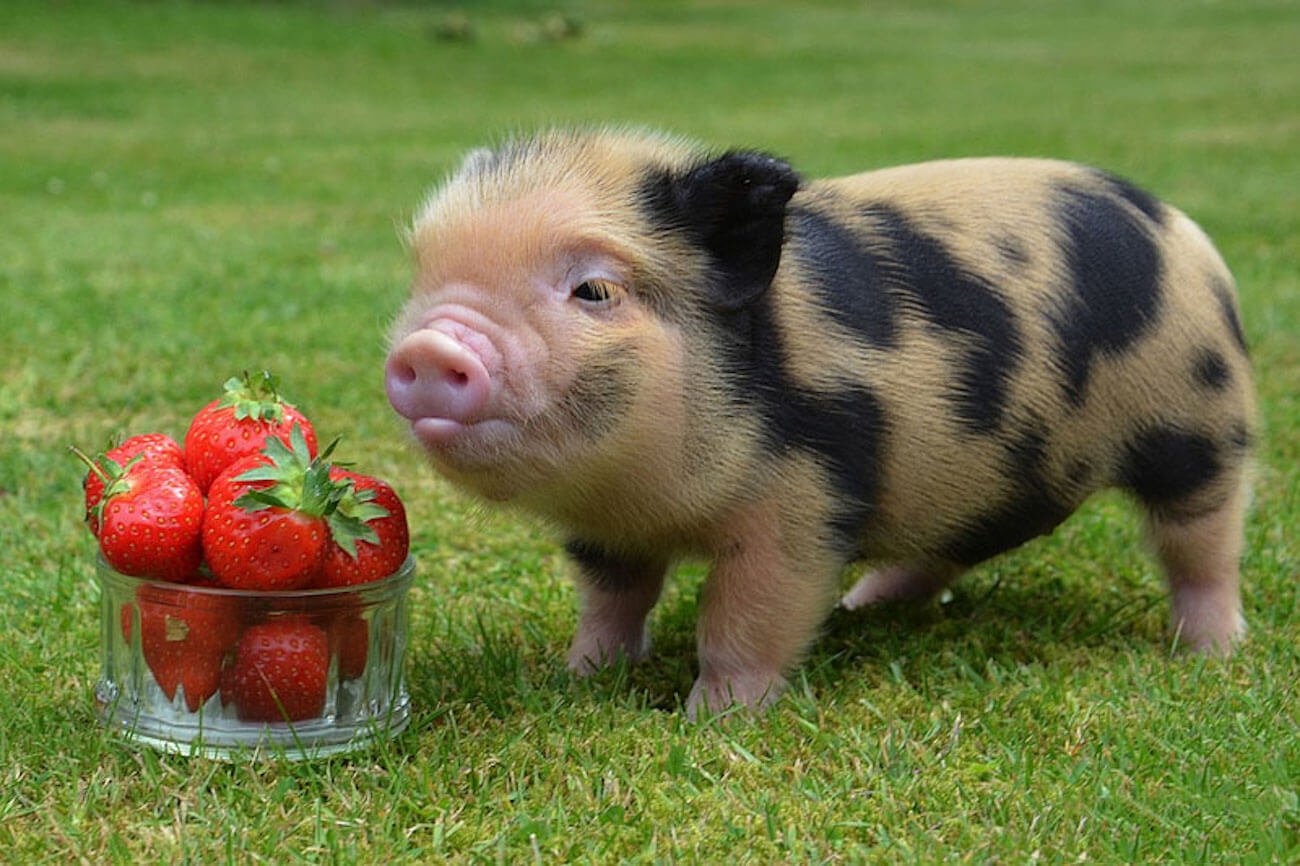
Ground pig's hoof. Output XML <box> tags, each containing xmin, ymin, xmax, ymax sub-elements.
<box><xmin>1170</xmin><ymin>582</ymin><xmax>1246</xmax><ymax>656</ymax></box>
<box><xmin>685</xmin><ymin>671</ymin><xmax>787</xmax><ymax>720</ymax></box>
<box><xmin>565</xmin><ymin>633</ymin><xmax>650</xmax><ymax>676</ymax></box>
<box><xmin>840</xmin><ymin>564</ymin><xmax>952</xmax><ymax>610</ymax></box>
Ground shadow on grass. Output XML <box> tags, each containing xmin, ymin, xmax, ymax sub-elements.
<box><xmin>810</xmin><ymin>570</ymin><xmax>1166</xmax><ymax>690</ymax></box>
<box><xmin>402</xmin><ymin>562</ymin><xmax>1170</xmax><ymax>722</ymax></box>
<box><xmin>639</xmin><ymin>566</ymin><xmax>1167</xmax><ymax>712</ymax></box>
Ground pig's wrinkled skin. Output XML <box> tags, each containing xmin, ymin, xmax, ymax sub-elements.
<box><xmin>387</xmin><ymin>128</ymin><xmax>1254</xmax><ymax>717</ymax></box>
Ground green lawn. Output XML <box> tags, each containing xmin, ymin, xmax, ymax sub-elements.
<box><xmin>2</xmin><ymin>0</ymin><xmax>1297</xmax><ymax>861</ymax></box>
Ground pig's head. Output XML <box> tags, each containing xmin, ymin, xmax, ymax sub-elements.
<box><xmin>386</xmin><ymin>129</ymin><xmax>799</xmax><ymax>528</ymax></box>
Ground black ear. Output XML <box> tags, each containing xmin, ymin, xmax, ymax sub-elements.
<box><xmin>647</xmin><ymin>151</ymin><xmax>800</xmax><ymax>310</ymax></box>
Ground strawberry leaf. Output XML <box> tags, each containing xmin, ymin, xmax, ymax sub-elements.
<box><xmin>218</xmin><ymin>370</ymin><xmax>288</xmax><ymax>424</ymax></box>
<box><xmin>70</xmin><ymin>446</ymin><xmax>146</xmax><ymax>526</ymax></box>
<box><xmin>229</xmin><ymin>424</ymin><xmax>353</xmax><ymax>520</ymax></box>
<box><xmin>233</xmin><ymin>488</ymin><xmax>293</xmax><ymax>512</ymax></box>
<box><xmin>300</xmin><ymin>459</ymin><xmax>341</xmax><ymax>516</ymax></box>
<box><xmin>326</xmin><ymin>510</ymin><xmax>381</xmax><ymax>559</ymax></box>
<box><xmin>338</xmin><ymin>485</ymin><xmax>391</xmax><ymax>525</ymax></box>
<box><xmin>326</xmin><ymin>478</ymin><xmax>392</xmax><ymax>560</ymax></box>
<box><xmin>231</xmin><ymin>466</ymin><xmax>284</xmax><ymax>483</ymax></box>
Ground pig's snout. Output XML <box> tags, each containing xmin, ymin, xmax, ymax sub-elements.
<box><xmin>385</xmin><ymin>325</ymin><xmax>492</xmax><ymax>426</ymax></box>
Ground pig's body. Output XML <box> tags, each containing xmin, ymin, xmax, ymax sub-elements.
<box><xmin>387</xmin><ymin>129</ymin><xmax>1253</xmax><ymax>715</ymax></box>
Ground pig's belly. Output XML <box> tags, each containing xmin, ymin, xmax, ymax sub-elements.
<box><xmin>852</xmin><ymin>404</ymin><xmax>1094</xmax><ymax>568</ymax></box>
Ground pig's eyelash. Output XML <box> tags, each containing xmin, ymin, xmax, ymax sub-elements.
<box><xmin>572</xmin><ymin>279</ymin><xmax>620</xmax><ymax>304</ymax></box>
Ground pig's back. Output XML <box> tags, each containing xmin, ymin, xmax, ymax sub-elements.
<box><xmin>769</xmin><ymin>158</ymin><xmax>1253</xmax><ymax>565</ymax></box>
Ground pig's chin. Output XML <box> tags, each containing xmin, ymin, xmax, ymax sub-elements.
<box><xmin>409</xmin><ymin>416</ymin><xmax>538</xmax><ymax>500</ymax></box>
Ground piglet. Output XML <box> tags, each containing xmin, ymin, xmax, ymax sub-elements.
<box><xmin>387</xmin><ymin>129</ymin><xmax>1253</xmax><ymax>716</ymax></box>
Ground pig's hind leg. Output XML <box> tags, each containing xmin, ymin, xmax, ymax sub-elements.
<box><xmin>840</xmin><ymin>562</ymin><xmax>963</xmax><ymax>610</ymax></box>
<box><xmin>1145</xmin><ymin>479</ymin><xmax>1248</xmax><ymax>655</ymax></box>
<box><xmin>565</xmin><ymin>542</ymin><xmax>668</xmax><ymax>675</ymax></box>
<box><xmin>1121</xmin><ymin>419</ymin><xmax>1251</xmax><ymax>655</ymax></box>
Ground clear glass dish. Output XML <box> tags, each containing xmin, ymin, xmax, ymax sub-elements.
<box><xmin>95</xmin><ymin>556</ymin><xmax>414</xmax><ymax>760</ymax></box>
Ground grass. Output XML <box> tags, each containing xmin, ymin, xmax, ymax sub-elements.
<box><xmin>1</xmin><ymin>0</ymin><xmax>1297</xmax><ymax>861</ymax></box>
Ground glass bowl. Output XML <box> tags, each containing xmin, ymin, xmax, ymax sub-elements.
<box><xmin>95</xmin><ymin>556</ymin><xmax>414</xmax><ymax>760</ymax></box>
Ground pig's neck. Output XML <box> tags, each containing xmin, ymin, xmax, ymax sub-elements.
<box><xmin>516</xmin><ymin>426</ymin><xmax>775</xmax><ymax>557</ymax></box>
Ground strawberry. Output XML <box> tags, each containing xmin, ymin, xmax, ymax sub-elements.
<box><xmin>120</xmin><ymin>582</ymin><xmax>242</xmax><ymax>712</ymax></box>
<box><xmin>76</xmin><ymin>433</ymin><xmax>185</xmax><ymax>536</ymax></box>
<box><xmin>184</xmin><ymin>371</ymin><xmax>317</xmax><ymax>494</ymax></box>
<box><xmin>222</xmin><ymin>618</ymin><xmax>329</xmax><ymax>722</ymax></box>
<box><xmin>202</xmin><ymin>426</ymin><xmax>365</xmax><ymax>590</ymax></box>
<box><xmin>333</xmin><ymin>615</ymin><xmax>369</xmax><ymax>680</ymax></box>
<box><xmin>88</xmin><ymin>462</ymin><xmax>205</xmax><ymax>582</ymax></box>
<box><xmin>315</xmin><ymin>468</ymin><xmax>410</xmax><ymax>587</ymax></box>
<box><xmin>318</xmin><ymin>604</ymin><xmax>369</xmax><ymax>680</ymax></box>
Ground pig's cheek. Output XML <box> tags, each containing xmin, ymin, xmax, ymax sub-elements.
<box><xmin>496</xmin><ymin>323</ymin><xmax>570</xmax><ymax>420</ymax></box>
<box><xmin>485</xmin><ymin>345</ymin><xmax>527</xmax><ymax>419</ymax></box>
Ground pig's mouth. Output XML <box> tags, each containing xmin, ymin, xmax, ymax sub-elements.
<box><xmin>408</xmin><ymin>416</ymin><xmax>519</xmax><ymax>453</ymax></box>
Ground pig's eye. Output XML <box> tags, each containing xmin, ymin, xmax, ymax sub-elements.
<box><xmin>572</xmin><ymin>279</ymin><xmax>619</xmax><ymax>306</ymax></box>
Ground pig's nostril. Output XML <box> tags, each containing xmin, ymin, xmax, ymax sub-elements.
<box><xmin>391</xmin><ymin>362</ymin><xmax>417</xmax><ymax>386</ymax></box>
<box><xmin>448</xmin><ymin>370</ymin><xmax>469</xmax><ymax>387</ymax></box>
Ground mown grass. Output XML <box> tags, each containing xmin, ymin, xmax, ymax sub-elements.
<box><xmin>1</xmin><ymin>0</ymin><xmax>1297</xmax><ymax>862</ymax></box>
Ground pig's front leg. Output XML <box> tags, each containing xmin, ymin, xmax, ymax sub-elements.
<box><xmin>564</xmin><ymin>540</ymin><xmax>668</xmax><ymax>675</ymax></box>
<box><xmin>687</xmin><ymin>500</ymin><xmax>842</xmax><ymax>719</ymax></box>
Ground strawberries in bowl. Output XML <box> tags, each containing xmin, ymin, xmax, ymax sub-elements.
<box><xmin>80</xmin><ymin>372</ymin><xmax>414</xmax><ymax>751</ymax></box>
<box><xmin>76</xmin><ymin>372</ymin><xmax>409</xmax><ymax>588</ymax></box>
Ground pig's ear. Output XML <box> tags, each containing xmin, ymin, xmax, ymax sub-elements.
<box><xmin>653</xmin><ymin>151</ymin><xmax>800</xmax><ymax>311</ymax></box>
<box><xmin>450</xmin><ymin>146</ymin><xmax>496</xmax><ymax>182</ymax></box>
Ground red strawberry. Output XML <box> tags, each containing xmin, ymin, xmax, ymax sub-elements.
<box><xmin>160</xmin><ymin>656</ymin><xmax>224</xmax><ymax>714</ymax></box>
<box><xmin>202</xmin><ymin>427</ymin><xmax>361</xmax><ymax>590</ymax></box>
<box><xmin>184</xmin><ymin>371</ymin><xmax>317</xmax><ymax>494</ymax></box>
<box><xmin>315</xmin><ymin>468</ymin><xmax>410</xmax><ymax>587</ymax></box>
<box><xmin>76</xmin><ymin>433</ymin><xmax>185</xmax><ymax>536</ymax></box>
<box><xmin>323</xmin><ymin>608</ymin><xmax>369</xmax><ymax>680</ymax></box>
<box><xmin>222</xmin><ymin>619</ymin><xmax>329</xmax><ymax>722</ymax></box>
<box><xmin>120</xmin><ymin>582</ymin><xmax>242</xmax><ymax>712</ymax></box>
<box><xmin>91</xmin><ymin>463</ymin><xmax>204</xmax><ymax>582</ymax></box>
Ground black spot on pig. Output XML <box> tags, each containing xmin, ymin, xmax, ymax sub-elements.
<box><xmin>1050</xmin><ymin>184</ymin><xmax>1163</xmax><ymax>407</ymax></box>
<box><xmin>1192</xmin><ymin>348</ymin><xmax>1231</xmax><ymax>391</ymax></box>
<box><xmin>557</xmin><ymin>353</ymin><xmax>637</xmax><ymax>438</ymax></box>
<box><xmin>1211</xmin><ymin>276</ymin><xmax>1249</xmax><ymax>355</ymax></box>
<box><xmin>797</xmin><ymin>386</ymin><xmax>887</xmax><ymax>550</ymax></box>
<box><xmin>1120</xmin><ymin>425</ymin><xmax>1222</xmax><ymax>514</ymax></box>
<box><xmin>718</xmin><ymin>294</ymin><xmax>886</xmax><ymax>557</ymax></box>
<box><xmin>1092</xmin><ymin>169</ymin><xmax>1166</xmax><ymax>225</ymax></box>
<box><xmin>787</xmin><ymin>205</ymin><xmax>897</xmax><ymax>348</ymax></box>
<box><xmin>995</xmin><ymin>235</ymin><xmax>1031</xmax><ymax>269</ymax></box>
<box><xmin>942</xmin><ymin>427</ymin><xmax>1074</xmax><ymax>566</ymax></box>
<box><xmin>863</xmin><ymin>204</ymin><xmax>1023</xmax><ymax>434</ymax></box>
<box><xmin>564</xmin><ymin>539</ymin><xmax>652</xmax><ymax>591</ymax></box>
